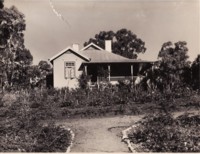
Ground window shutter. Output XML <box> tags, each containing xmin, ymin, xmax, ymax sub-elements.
<box><xmin>70</xmin><ymin>68</ymin><xmax>75</xmax><ymax>78</ymax></box>
<box><xmin>65</xmin><ymin>67</ymin><xmax>70</xmax><ymax>78</ymax></box>
<box><xmin>65</xmin><ymin>62</ymin><xmax>76</xmax><ymax>79</ymax></box>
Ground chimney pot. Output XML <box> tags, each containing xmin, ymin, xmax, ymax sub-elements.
<box><xmin>72</xmin><ymin>44</ymin><xmax>79</xmax><ymax>51</ymax></box>
<box><xmin>105</xmin><ymin>40</ymin><xmax>112</xmax><ymax>52</ymax></box>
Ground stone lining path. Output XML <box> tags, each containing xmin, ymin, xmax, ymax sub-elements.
<box><xmin>57</xmin><ymin>115</ymin><xmax>143</xmax><ymax>152</ymax></box>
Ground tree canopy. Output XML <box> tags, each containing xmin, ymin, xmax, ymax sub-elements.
<box><xmin>191</xmin><ymin>54</ymin><xmax>200</xmax><ymax>89</ymax></box>
<box><xmin>145</xmin><ymin>41</ymin><xmax>191</xmax><ymax>92</ymax></box>
<box><xmin>0</xmin><ymin>4</ymin><xmax>33</xmax><ymax>88</ymax></box>
<box><xmin>28</xmin><ymin>61</ymin><xmax>52</xmax><ymax>88</ymax></box>
<box><xmin>84</xmin><ymin>29</ymin><xmax>146</xmax><ymax>59</ymax></box>
<box><xmin>0</xmin><ymin>0</ymin><xmax>3</xmax><ymax>9</ymax></box>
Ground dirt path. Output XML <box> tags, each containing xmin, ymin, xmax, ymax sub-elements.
<box><xmin>56</xmin><ymin>110</ymin><xmax>199</xmax><ymax>152</ymax></box>
<box><xmin>57</xmin><ymin>115</ymin><xmax>144</xmax><ymax>152</ymax></box>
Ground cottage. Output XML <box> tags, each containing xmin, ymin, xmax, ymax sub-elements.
<box><xmin>49</xmin><ymin>40</ymin><xmax>152</xmax><ymax>89</ymax></box>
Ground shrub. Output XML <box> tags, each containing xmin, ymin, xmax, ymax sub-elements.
<box><xmin>31</xmin><ymin>123</ymin><xmax>72</xmax><ymax>152</ymax></box>
<box><xmin>176</xmin><ymin>113</ymin><xmax>200</xmax><ymax>127</ymax></box>
<box><xmin>78</xmin><ymin>73</ymin><xmax>91</xmax><ymax>90</ymax></box>
<box><xmin>0</xmin><ymin>120</ymin><xmax>72</xmax><ymax>152</ymax></box>
<box><xmin>0</xmin><ymin>90</ymin><xmax>72</xmax><ymax>152</ymax></box>
<box><xmin>128</xmin><ymin>112</ymin><xmax>200</xmax><ymax>152</ymax></box>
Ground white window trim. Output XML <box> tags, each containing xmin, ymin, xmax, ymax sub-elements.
<box><xmin>64</xmin><ymin>61</ymin><xmax>76</xmax><ymax>79</ymax></box>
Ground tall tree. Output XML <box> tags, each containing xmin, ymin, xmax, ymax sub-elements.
<box><xmin>0</xmin><ymin>5</ymin><xmax>33</xmax><ymax>88</ymax></box>
<box><xmin>84</xmin><ymin>28</ymin><xmax>146</xmax><ymax>59</ymax></box>
<box><xmin>145</xmin><ymin>41</ymin><xmax>191</xmax><ymax>92</ymax></box>
<box><xmin>13</xmin><ymin>49</ymin><xmax>33</xmax><ymax>86</ymax></box>
<box><xmin>84</xmin><ymin>31</ymin><xmax>115</xmax><ymax>49</ymax></box>
<box><xmin>191</xmin><ymin>54</ymin><xmax>200</xmax><ymax>90</ymax></box>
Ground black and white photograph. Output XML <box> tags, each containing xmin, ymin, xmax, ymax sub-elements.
<box><xmin>0</xmin><ymin>0</ymin><xmax>199</xmax><ymax>152</ymax></box>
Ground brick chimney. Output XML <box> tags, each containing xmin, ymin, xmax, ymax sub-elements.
<box><xmin>105</xmin><ymin>40</ymin><xmax>112</xmax><ymax>53</ymax></box>
<box><xmin>72</xmin><ymin>44</ymin><xmax>79</xmax><ymax>51</ymax></box>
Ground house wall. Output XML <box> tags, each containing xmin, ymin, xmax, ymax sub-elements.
<box><xmin>53</xmin><ymin>51</ymin><xmax>84</xmax><ymax>89</ymax></box>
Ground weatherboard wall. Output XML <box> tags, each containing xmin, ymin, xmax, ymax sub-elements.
<box><xmin>53</xmin><ymin>51</ymin><xmax>84</xmax><ymax>89</ymax></box>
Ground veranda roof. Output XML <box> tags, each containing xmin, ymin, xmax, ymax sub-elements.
<box><xmin>79</xmin><ymin>50</ymin><xmax>151</xmax><ymax>63</ymax></box>
<box><xmin>79</xmin><ymin>50</ymin><xmax>153</xmax><ymax>70</ymax></box>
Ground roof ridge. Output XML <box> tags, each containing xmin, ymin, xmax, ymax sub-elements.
<box><xmin>80</xmin><ymin>42</ymin><xmax>104</xmax><ymax>51</ymax></box>
<box><xmin>49</xmin><ymin>46</ymin><xmax>90</xmax><ymax>62</ymax></box>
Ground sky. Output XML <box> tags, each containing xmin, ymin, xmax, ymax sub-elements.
<box><xmin>4</xmin><ymin>0</ymin><xmax>200</xmax><ymax>65</ymax></box>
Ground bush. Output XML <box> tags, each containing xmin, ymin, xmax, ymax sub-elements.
<box><xmin>128</xmin><ymin>112</ymin><xmax>200</xmax><ymax>152</ymax></box>
<box><xmin>78</xmin><ymin>73</ymin><xmax>91</xmax><ymax>90</ymax></box>
<box><xmin>0</xmin><ymin>120</ymin><xmax>72</xmax><ymax>152</ymax></box>
<box><xmin>0</xmin><ymin>90</ymin><xmax>72</xmax><ymax>152</ymax></box>
<box><xmin>31</xmin><ymin>123</ymin><xmax>71</xmax><ymax>152</ymax></box>
<box><xmin>176</xmin><ymin>113</ymin><xmax>200</xmax><ymax>127</ymax></box>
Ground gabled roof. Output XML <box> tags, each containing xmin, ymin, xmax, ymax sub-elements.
<box><xmin>49</xmin><ymin>46</ymin><xmax>90</xmax><ymax>63</ymax></box>
<box><xmin>49</xmin><ymin>42</ymin><xmax>153</xmax><ymax>67</ymax></box>
<box><xmin>80</xmin><ymin>42</ymin><xmax>104</xmax><ymax>51</ymax></box>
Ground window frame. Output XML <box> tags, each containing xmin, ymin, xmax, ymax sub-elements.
<box><xmin>64</xmin><ymin>61</ymin><xmax>76</xmax><ymax>79</ymax></box>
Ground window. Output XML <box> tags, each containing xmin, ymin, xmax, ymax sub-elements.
<box><xmin>65</xmin><ymin>61</ymin><xmax>75</xmax><ymax>79</ymax></box>
<box><xmin>65</xmin><ymin>62</ymin><xmax>75</xmax><ymax>67</ymax></box>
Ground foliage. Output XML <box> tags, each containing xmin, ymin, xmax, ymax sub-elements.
<box><xmin>26</xmin><ymin>61</ymin><xmax>52</xmax><ymax>88</ymax></box>
<box><xmin>7</xmin><ymin>83</ymin><xmax>196</xmax><ymax>119</ymax></box>
<box><xmin>0</xmin><ymin>5</ymin><xmax>33</xmax><ymax>89</ymax></box>
<box><xmin>191</xmin><ymin>54</ymin><xmax>200</xmax><ymax>90</ymax></box>
<box><xmin>0</xmin><ymin>90</ymin><xmax>72</xmax><ymax>152</ymax></box>
<box><xmin>117</xmin><ymin>79</ymin><xmax>133</xmax><ymax>92</ymax></box>
<box><xmin>144</xmin><ymin>41</ymin><xmax>191</xmax><ymax>92</ymax></box>
<box><xmin>78</xmin><ymin>72</ymin><xmax>91</xmax><ymax>90</ymax></box>
<box><xmin>30</xmin><ymin>124</ymin><xmax>71</xmax><ymax>152</ymax></box>
<box><xmin>176</xmin><ymin>113</ymin><xmax>200</xmax><ymax>127</ymax></box>
<box><xmin>0</xmin><ymin>120</ymin><xmax>71</xmax><ymax>152</ymax></box>
<box><xmin>0</xmin><ymin>0</ymin><xmax>3</xmax><ymax>9</ymax></box>
<box><xmin>84</xmin><ymin>28</ymin><xmax>146</xmax><ymax>59</ymax></box>
<box><xmin>0</xmin><ymin>5</ymin><xmax>53</xmax><ymax>90</ymax></box>
<box><xmin>28</xmin><ymin>65</ymin><xmax>41</xmax><ymax>88</ymax></box>
<box><xmin>128</xmin><ymin>112</ymin><xmax>200</xmax><ymax>152</ymax></box>
<box><xmin>0</xmin><ymin>86</ymin><xmax>199</xmax><ymax>151</ymax></box>
<box><xmin>84</xmin><ymin>30</ymin><xmax>115</xmax><ymax>49</ymax></box>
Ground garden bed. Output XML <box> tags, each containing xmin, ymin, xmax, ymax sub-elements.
<box><xmin>0</xmin><ymin>119</ymin><xmax>74</xmax><ymax>152</ymax></box>
<box><xmin>0</xmin><ymin>92</ymin><xmax>74</xmax><ymax>152</ymax></box>
<box><xmin>126</xmin><ymin>112</ymin><xmax>200</xmax><ymax>152</ymax></box>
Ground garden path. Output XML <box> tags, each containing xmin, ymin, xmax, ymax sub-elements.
<box><xmin>57</xmin><ymin>115</ymin><xmax>143</xmax><ymax>152</ymax></box>
<box><xmin>57</xmin><ymin>110</ymin><xmax>198</xmax><ymax>152</ymax></box>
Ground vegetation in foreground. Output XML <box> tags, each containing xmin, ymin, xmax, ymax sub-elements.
<box><xmin>0</xmin><ymin>91</ymin><xmax>72</xmax><ymax>152</ymax></box>
<box><xmin>128</xmin><ymin>112</ymin><xmax>200</xmax><ymax>152</ymax></box>
<box><xmin>0</xmin><ymin>87</ymin><xmax>199</xmax><ymax>152</ymax></box>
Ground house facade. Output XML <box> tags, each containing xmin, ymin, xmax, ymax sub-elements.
<box><xmin>49</xmin><ymin>40</ymin><xmax>152</xmax><ymax>89</ymax></box>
